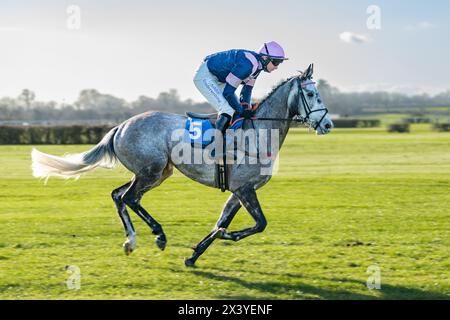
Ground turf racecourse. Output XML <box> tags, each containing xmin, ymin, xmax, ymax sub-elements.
<box><xmin>0</xmin><ymin>125</ymin><xmax>449</xmax><ymax>299</ymax></box>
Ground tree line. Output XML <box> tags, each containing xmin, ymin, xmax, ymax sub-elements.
<box><xmin>1</xmin><ymin>81</ymin><xmax>449</xmax><ymax>124</ymax></box>
<box><xmin>0</xmin><ymin>88</ymin><xmax>213</xmax><ymax>124</ymax></box>
<box><xmin>316</xmin><ymin>80</ymin><xmax>450</xmax><ymax>116</ymax></box>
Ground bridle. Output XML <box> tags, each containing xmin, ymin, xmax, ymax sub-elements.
<box><xmin>253</xmin><ymin>77</ymin><xmax>329</xmax><ymax>130</ymax></box>
<box><xmin>295</xmin><ymin>77</ymin><xmax>329</xmax><ymax>130</ymax></box>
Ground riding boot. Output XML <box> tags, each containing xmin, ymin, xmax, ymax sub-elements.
<box><xmin>214</xmin><ymin>113</ymin><xmax>231</xmax><ymax>158</ymax></box>
<box><xmin>215</xmin><ymin>113</ymin><xmax>231</xmax><ymax>134</ymax></box>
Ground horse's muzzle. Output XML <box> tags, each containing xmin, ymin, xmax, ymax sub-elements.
<box><xmin>317</xmin><ymin>119</ymin><xmax>333</xmax><ymax>135</ymax></box>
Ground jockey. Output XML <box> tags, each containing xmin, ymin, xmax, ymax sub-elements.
<box><xmin>193</xmin><ymin>41</ymin><xmax>288</xmax><ymax>134</ymax></box>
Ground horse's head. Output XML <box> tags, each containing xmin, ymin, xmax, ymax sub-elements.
<box><xmin>289</xmin><ymin>64</ymin><xmax>333</xmax><ymax>135</ymax></box>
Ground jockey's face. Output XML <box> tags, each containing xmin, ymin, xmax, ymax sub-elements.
<box><xmin>266</xmin><ymin>61</ymin><xmax>278</xmax><ymax>72</ymax></box>
<box><xmin>262</xmin><ymin>56</ymin><xmax>279</xmax><ymax>73</ymax></box>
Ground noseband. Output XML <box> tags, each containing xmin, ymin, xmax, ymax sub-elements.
<box><xmin>295</xmin><ymin>78</ymin><xmax>329</xmax><ymax>130</ymax></box>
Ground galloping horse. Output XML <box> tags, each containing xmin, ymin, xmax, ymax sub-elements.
<box><xmin>31</xmin><ymin>64</ymin><xmax>333</xmax><ymax>266</ymax></box>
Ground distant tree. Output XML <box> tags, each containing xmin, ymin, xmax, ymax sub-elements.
<box><xmin>317</xmin><ymin>79</ymin><xmax>338</xmax><ymax>103</ymax></box>
<box><xmin>18</xmin><ymin>89</ymin><xmax>36</xmax><ymax>110</ymax></box>
<box><xmin>74</xmin><ymin>89</ymin><xmax>100</xmax><ymax>110</ymax></box>
<box><xmin>157</xmin><ymin>89</ymin><xmax>180</xmax><ymax>105</ymax></box>
<box><xmin>75</xmin><ymin>89</ymin><xmax>127</xmax><ymax>113</ymax></box>
<box><xmin>131</xmin><ymin>95</ymin><xmax>156</xmax><ymax>113</ymax></box>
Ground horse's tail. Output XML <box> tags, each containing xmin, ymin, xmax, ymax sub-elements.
<box><xmin>31</xmin><ymin>126</ymin><xmax>119</xmax><ymax>181</ymax></box>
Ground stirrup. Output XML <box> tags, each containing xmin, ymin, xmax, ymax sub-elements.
<box><xmin>215</xmin><ymin>132</ymin><xmax>228</xmax><ymax>192</ymax></box>
<box><xmin>216</xmin><ymin>163</ymin><xmax>227</xmax><ymax>192</ymax></box>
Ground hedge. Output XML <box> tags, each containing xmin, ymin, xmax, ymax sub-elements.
<box><xmin>331</xmin><ymin>119</ymin><xmax>381</xmax><ymax>128</ymax></box>
<box><xmin>0</xmin><ymin>125</ymin><xmax>114</xmax><ymax>144</ymax></box>
<box><xmin>388</xmin><ymin>123</ymin><xmax>410</xmax><ymax>133</ymax></box>
<box><xmin>432</xmin><ymin>123</ymin><xmax>450</xmax><ymax>132</ymax></box>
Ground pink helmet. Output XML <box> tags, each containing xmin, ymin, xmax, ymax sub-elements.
<box><xmin>258</xmin><ymin>41</ymin><xmax>288</xmax><ymax>60</ymax></box>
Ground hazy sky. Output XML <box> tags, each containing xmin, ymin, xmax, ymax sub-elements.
<box><xmin>1</xmin><ymin>0</ymin><xmax>449</xmax><ymax>103</ymax></box>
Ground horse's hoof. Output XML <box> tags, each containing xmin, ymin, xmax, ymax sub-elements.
<box><xmin>155</xmin><ymin>234</ymin><xmax>167</xmax><ymax>251</ymax></box>
<box><xmin>184</xmin><ymin>257</ymin><xmax>196</xmax><ymax>267</ymax></box>
<box><xmin>123</xmin><ymin>240</ymin><xmax>135</xmax><ymax>256</ymax></box>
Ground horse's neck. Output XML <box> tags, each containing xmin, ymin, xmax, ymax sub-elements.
<box><xmin>252</xmin><ymin>82</ymin><xmax>294</xmax><ymax>147</ymax></box>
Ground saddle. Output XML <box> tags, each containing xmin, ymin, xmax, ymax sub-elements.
<box><xmin>184</xmin><ymin>112</ymin><xmax>248</xmax><ymax>192</ymax></box>
<box><xmin>185</xmin><ymin>112</ymin><xmax>217</xmax><ymax>120</ymax></box>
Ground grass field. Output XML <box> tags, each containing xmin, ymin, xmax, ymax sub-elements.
<box><xmin>0</xmin><ymin>124</ymin><xmax>449</xmax><ymax>299</ymax></box>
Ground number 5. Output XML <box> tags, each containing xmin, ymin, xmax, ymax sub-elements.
<box><xmin>189</xmin><ymin>121</ymin><xmax>202</xmax><ymax>140</ymax></box>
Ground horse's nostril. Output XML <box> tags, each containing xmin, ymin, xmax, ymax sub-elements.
<box><xmin>325</xmin><ymin>123</ymin><xmax>331</xmax><ymax>129</ymax></box>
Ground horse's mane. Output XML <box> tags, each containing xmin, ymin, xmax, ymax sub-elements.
<box><xmin>258</xmin><ymin>75</ymin><xmax>298</xmax><ymax>106</ymax></box>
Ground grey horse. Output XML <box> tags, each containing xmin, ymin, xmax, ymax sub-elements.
<box><xmin>31</xmin><ymin>64</ymin><xmax>333</xmax><ymax>266</ymax></box>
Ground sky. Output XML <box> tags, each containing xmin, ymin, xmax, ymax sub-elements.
<box><xmin>1</xmin><ymin>0</ymin><xmax>449</xmax><ymax>104</ymax></box>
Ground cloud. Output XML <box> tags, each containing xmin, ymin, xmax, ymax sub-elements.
<box><xmin>339</xmin><ymin>32</ymin><xmax>370</xmax><ymax>44</ymax></box>
<box><xmin>404</xmin><ymin>21</ymin><xmax>436</xmax><ymax>31</ymax></box>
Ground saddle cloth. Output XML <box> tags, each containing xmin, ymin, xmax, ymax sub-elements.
<box><xmin>184</xmin><ymin>115</ymin><xmax>246</xmax><ymax>146</ymax></box>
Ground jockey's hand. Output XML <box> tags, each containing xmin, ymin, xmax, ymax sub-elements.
<box><xmin>240</xmin><ymin>102</ymin><xmax>251</xmax><ymax>109</ymax></box>
<box><xmin>240</xmin><ymin>109</ymin><xmax>255</xmax><ymax>119</ymax></box>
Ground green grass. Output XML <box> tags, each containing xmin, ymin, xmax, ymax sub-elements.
<box><xmin>0</xmin><ymin>125</ymin><xmax>449</xmax><ymax>299</ymax></box>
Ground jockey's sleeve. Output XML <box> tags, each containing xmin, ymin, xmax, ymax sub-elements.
<box><xmin>223</xmin><ymin>83</ymin><xmax>244</xmax><ymax>114</ymax></box>
<box><xmin>223</xmin><ymin>61</ymin><xmax>253</xmax><ymax>113</ymax></box>
<box><xmin>240</xmin><ymin>84</ymin><xmax>253</xmax><ymax>105</ymax></box>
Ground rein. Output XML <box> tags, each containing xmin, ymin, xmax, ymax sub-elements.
<box><xmin>248</xmin><ymin>77</ymin><xmax>328</xmax><ymax>129</ymax></box>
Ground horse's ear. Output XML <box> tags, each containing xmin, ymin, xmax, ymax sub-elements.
<box><xmin>306</xmin><ymin>63</ymin><xmax>314</xmax><ymax>78</ymax></box>
<box><xmin>302</xmin><ymin>64</ymin><xmax>313</xmax><ymax>79</ymax></box>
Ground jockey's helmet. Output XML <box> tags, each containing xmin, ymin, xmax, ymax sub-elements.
<box><xmin>258</xmin><ymin>41</ymin><xmax>288</xmax><ymax>69</ymax></box>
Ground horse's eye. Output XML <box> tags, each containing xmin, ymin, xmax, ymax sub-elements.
<box><xmin>307</xmin><ymin>92</ymin><xmax>314</xmax><ymax>97</ymax></box>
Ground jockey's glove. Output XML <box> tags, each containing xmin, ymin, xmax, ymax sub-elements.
<box><xmin>240</xmin><ymin>109</ymin><xmax>255</xmax><ymax>119</ymax></box>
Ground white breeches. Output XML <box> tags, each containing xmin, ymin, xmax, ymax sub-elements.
<box><xmin>193</xmin><ymin>62</ymin><xmax>235</xmax><ymax>116</ymax></box>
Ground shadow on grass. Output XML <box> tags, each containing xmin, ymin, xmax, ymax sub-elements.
<box><xmin>188</xmin><ymin>269</ymin><xmax>449</xmax><ymax>300</ymax></box>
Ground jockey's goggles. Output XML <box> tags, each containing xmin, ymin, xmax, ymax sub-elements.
<box><xmin>270</xmin><ymin>58</ymin><xmax>284</xmax><ymax>66</ymax></box>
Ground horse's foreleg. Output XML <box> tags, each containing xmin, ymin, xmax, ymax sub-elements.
<box><xmin>185</xmin><ymin>194</ymin><xmax>241</xmax><ymax>267</ymax></box>
<box><xmin>111</xmin><ymin>182</ymin><xmax>136</xmax><ymax>255</ymax></box>
<box><xmin>219</xmin><ymin>186</ymin><xmax>267</xmax><ymax>242</ymax></box>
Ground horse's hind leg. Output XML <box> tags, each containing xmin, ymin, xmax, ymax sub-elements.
<box><xmin>111</xmin><ymin>182</ymin><xmax>136</xmax><ymax>255</ymax></box>
<box><xmin>122</xmin><ymin>164</ymin><xmax>172</xmax><ymax>251</ymax></box>
<box><xmin>185</xmin><ymin>194</ymin><xmax>241</xmax><ymax>267</ymax></box>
